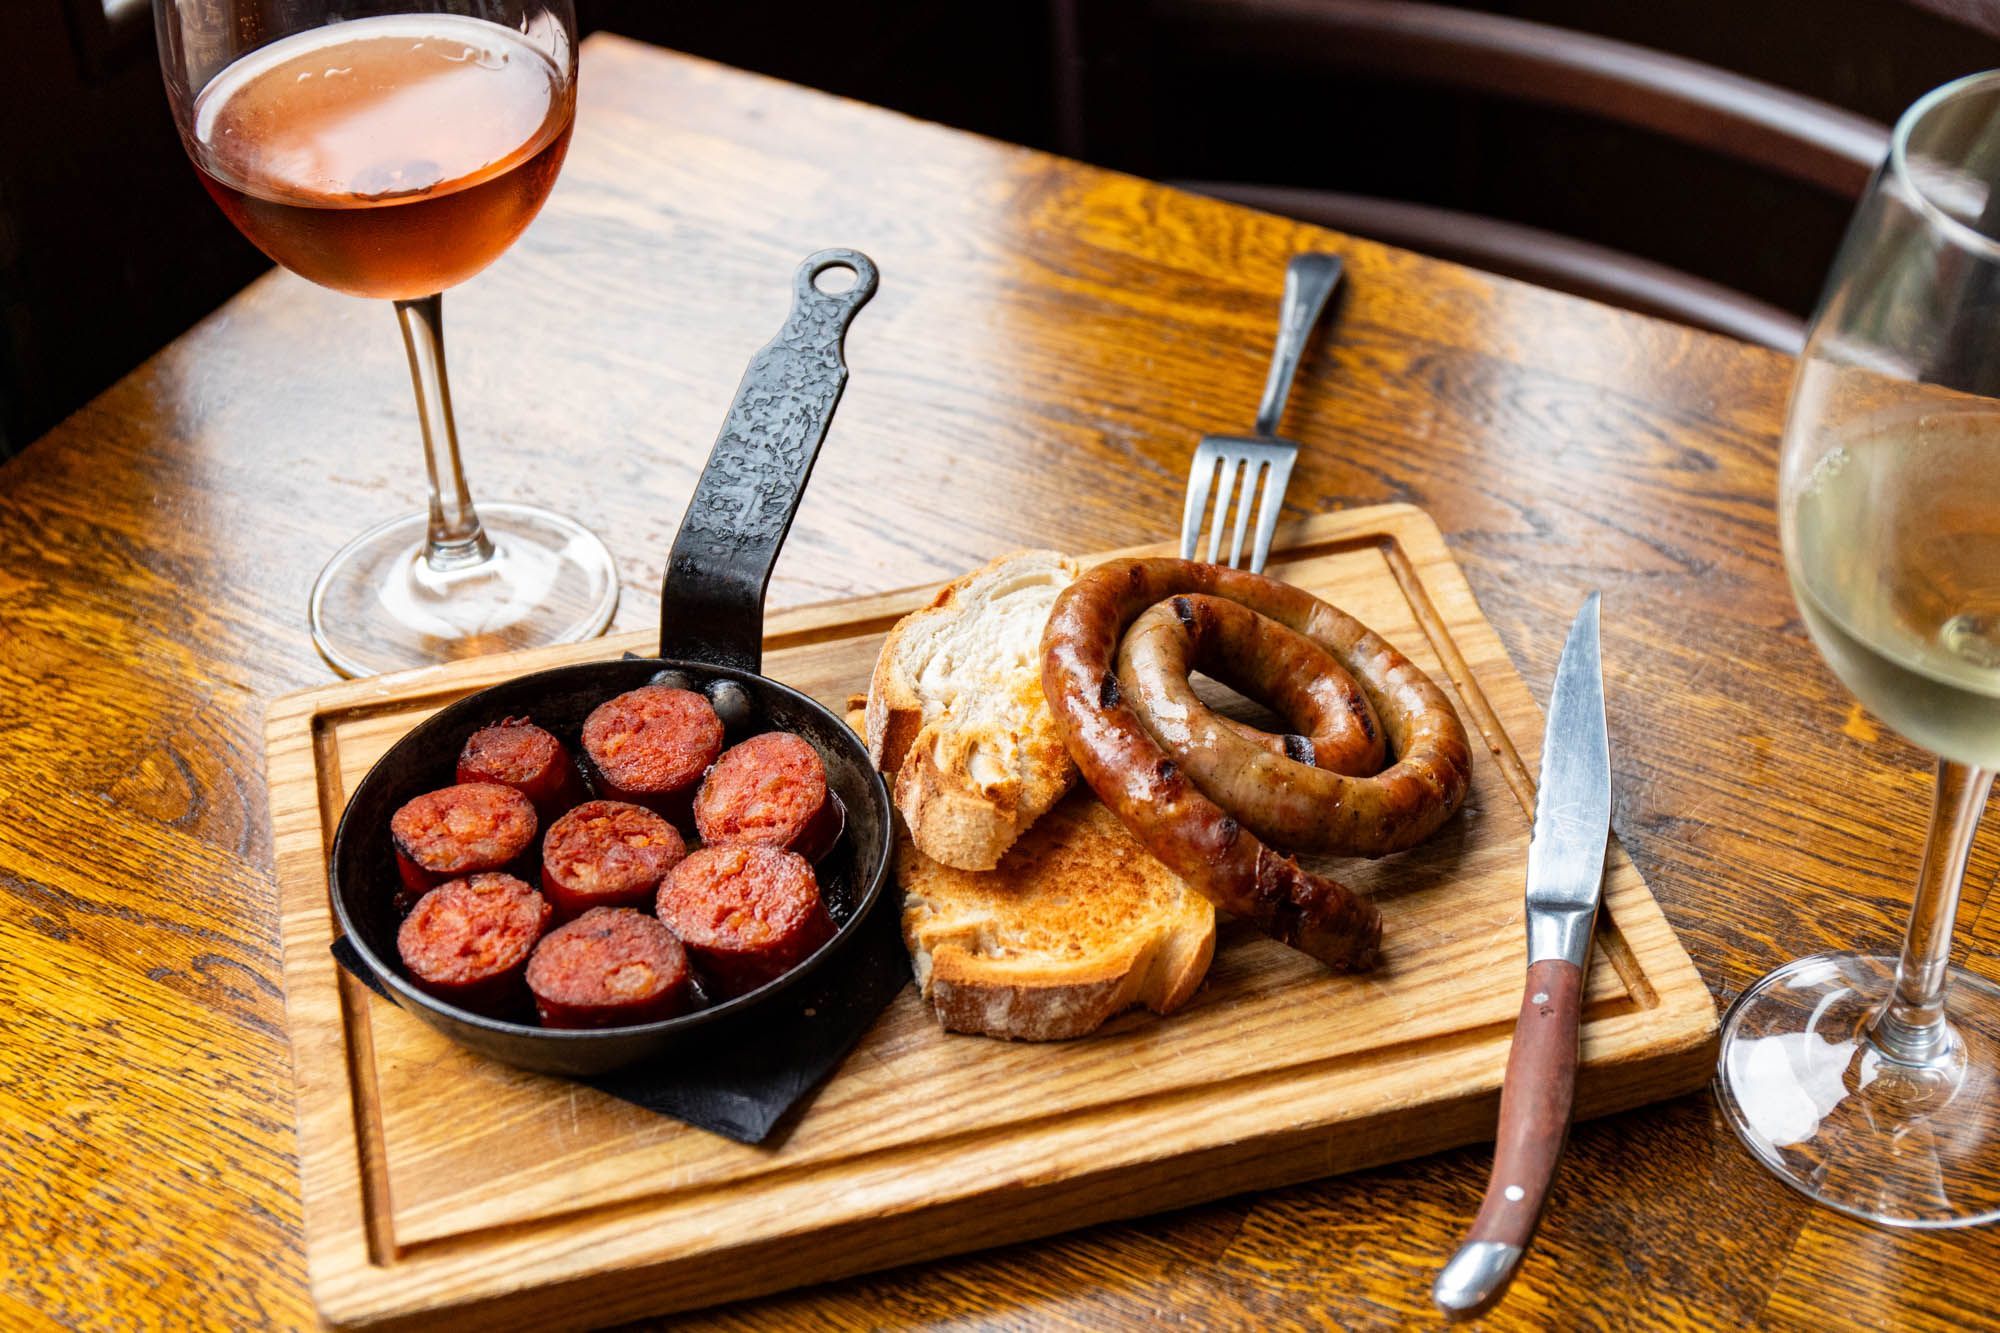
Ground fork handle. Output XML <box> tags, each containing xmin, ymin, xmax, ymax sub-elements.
<box><xmin>1254</xmin><ymin>253</ymin><xmax>1343</xmax><ymax>438</ymax></box>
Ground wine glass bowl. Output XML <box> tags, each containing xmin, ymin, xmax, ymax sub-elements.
<box><xmin>1715</xmin><ymin>70</ymin><xmax>2000</xmax><ymax>1228</ymax></box>
<box><xmin>153</xmin><ymin>0</ymin><xmax>615</xmax><ymax>676</ymax></box>
<box><xmin>183</xmin><ymin>12</ymin><xmax>575</xmax><ymax>301</ymax></box>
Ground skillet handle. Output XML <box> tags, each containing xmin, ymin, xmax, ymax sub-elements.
<box><xmin>659</xmin><ymin>249</ymin><xmax>880</xmax><ymax>673</ymax></box>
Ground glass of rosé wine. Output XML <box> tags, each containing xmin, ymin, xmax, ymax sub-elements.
<box><xmin>153</xmin><ymin>0</ymin><xmax>617</xmax><ymax>677</ymax></box>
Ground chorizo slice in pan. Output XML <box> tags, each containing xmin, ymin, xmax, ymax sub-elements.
<box><xmin>390</xmin><ymin>782</ymin><xmax>539</xmax><ymax>900</ymax></box>
<box><xmin>526</xmin><ymin>907</ymin><xmax>691</xmax><ymax>1029</ymax></box>
<box><xmin>540</xmin><ymin>799</ymin><xmax>687</xmax><ymax>920</ymax></box>
<box><xmin>656</xmin><ymin>844</ymin><xmax>834</xmax><ymax>997</ymax></box>
<box><xmin>581</xmin><ymin>686</ymin><xmax>724</xmax><ymax>826</ymax></box>
<box><xmin>457</xmin><ymin>717</ymin><xmax>586</xmax><ymax>820</ymax></box>
<box><xmin>396</xmin><ymin>872</ymin><xmax>550</xmax><ymax>1013</ymax></box>
<box><xmin>694</xmin><ymin>732</ymin><xmax>845</xmax><ymax>862</ymax></box>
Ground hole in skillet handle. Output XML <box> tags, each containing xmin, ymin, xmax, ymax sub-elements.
<box><xmin>812</xmin><ymin>261</ymin><xmax>859</xmax><ymax>295</ymax></box>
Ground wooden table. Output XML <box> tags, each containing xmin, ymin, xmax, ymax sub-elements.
<box><xmin>4</xmin><ymin>32</ymin><xmax>1995</xmax><ymax>1331</ymax></box>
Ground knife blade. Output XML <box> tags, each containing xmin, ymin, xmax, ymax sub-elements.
<box><xmin>1433</xmin><ymin>592</ymin><xmax>1610</xmax><ymax>1321</ymax></box>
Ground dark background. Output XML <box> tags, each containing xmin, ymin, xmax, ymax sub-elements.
<box><xmin>5</xmin><ymin>0</ymin><xmax>2000</xmax><ymax>458</ymax></box>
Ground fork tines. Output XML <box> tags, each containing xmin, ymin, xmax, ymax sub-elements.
<box><xmin>1179</xmin><ymin>435</ymin><xmax>1298</xmax><ymax>574</ymax></box>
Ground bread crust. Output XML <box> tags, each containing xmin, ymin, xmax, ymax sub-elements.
<box><xmin>866</xmin><ymin>549</ymin><xmax>1082</xmax><ymax>870</ymax></box>
<box><xmin>897</xmin><ymin>790</ymin><xmax>1216</xmax><ymax>1041</ymax></box>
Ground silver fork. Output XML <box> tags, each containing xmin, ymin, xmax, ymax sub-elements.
<box><xmin>1179</xmin><ymin>252</ymin><xmax>1344</xmax><ymax>572</ymax></box>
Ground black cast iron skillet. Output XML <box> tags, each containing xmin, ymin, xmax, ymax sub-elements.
<box><xmin>327</xmin><ymin>250</ymin><xmax>889</xmax><ymax>1077</ymax></box>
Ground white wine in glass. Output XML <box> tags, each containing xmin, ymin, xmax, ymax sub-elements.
<box><xmin>154</xmin><ymin>0</ymin><xmax>617</xmax><ymax>676</ymax></box>
<box><xmin>1715</xmin><ymin>71</ymin><xmax>2000</xmax><ymax>1228</ymax></box>
<box><xmin>1791</xmin><ymin>409</ymin><xmax>2000</xmax><ymax>767</ymax></box>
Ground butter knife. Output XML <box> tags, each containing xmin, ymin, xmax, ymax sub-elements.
<box><xmin>1433</xmin><ymin>592</ymin><xmax>1610</xmax><ymax>1320</ymax></box>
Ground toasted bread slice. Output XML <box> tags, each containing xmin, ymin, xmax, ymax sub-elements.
<box><xmin>898</xmin><ymin>788</ymin><xmax>1216</xmax><ymax>1041</ymax></box>
<box><xmin>867</xmin><ymin>549</ymin><xmax>1082</xmax><ymax>870</ymax></box>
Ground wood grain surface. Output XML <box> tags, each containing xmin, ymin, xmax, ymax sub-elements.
<box><xmin>264</xmin><ymin>507</ymin><xmax>1711</xmax><ymax>1329</ymax></box>
<box><xmin>3</xmin><ymin>30</ymin><xmax>1996</xmax><ymax>1332</ymax></box>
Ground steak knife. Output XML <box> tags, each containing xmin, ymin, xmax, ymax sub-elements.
<box><xmin>1433</xmin><ymin>592</ymin><xmax>1610</xmax><ymax>1320</ymax></box>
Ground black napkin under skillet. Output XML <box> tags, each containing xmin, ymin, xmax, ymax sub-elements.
<box><xmin>330</xmin><ymin>886</ymin><xmax>910</xmax><ymax>1145</ymax></box>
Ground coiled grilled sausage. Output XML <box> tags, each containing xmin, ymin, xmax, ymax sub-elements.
<box><xmin>1116</xmin><ymin>594</ymin><xmax>1385</xmax><ymax>792</ymax></box>
<box><xmin>1041</xmin><ymin>559</ymin><xmax>1473</xmax><ymax>970</ymax></box>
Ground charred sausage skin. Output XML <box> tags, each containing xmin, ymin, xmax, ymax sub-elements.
<box><xmin>1041</xmin><ymin>559</ymin><xmax>1473</xmax><ymax>971</ymax></box>
<box><xmin>1117</xmin><ymin>594</ymin><xmax>1386</xmax><ymax>790</ymax></box>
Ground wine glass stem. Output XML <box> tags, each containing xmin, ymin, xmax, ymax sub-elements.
<box><xmin>394</xmin><ymin>293</ymin><xmax>495</xmax><ymax>571</ymax></box>
<box><xmin>1868</xmin><ymin>758</ymin><xmax>1994</xmax><ymax>1064</ymax></box>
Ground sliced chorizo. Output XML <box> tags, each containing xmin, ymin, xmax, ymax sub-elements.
<box><xmin>655</xmin><ymin>844</ymin><xmax>833</xmax><ymax>997</ymax></box>
<box><xmin>456</xmin><ymin>717</ymin><xmax>586</xmax><ymax>819</ymax></box>
<box><xmin>581</xmin><ymin>686</ymin><xmax>724</xmax><ymax>826</ymax></box>
<box><xmin>526</xmin><ymin>907</ymin><xmax>691</xmax><ymax>1029</ymax></box>
<box><xmin>390</xmin><ymin>782</ymin><xmax>538</xmax><ymax>900</ymax></box>
<box><xmin>540</xmin><ymin>799</ymin><xmax>687</xmax><ymax>920</ymax></box>
<box><xmin>693</xmin><ymin>732</ymin><xmax>845</xmax><ymax>861</ymax></box>
<box><xmin>396</xmin><ymin>872</ymin><xmax>550</xmax><ymax>1012</ymax></box>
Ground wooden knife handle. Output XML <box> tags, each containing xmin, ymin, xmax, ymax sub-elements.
<box><xmin>1433</xmin><ymin>956</ymin><xmax>1583</xmax><ymax>1320</ymax></box>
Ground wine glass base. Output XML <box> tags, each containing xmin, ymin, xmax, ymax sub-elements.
<box><xmin>1714</xmin><ymin>952</ymin><xmax>2000</xmax><ymax>1228</ymax></box>
<box><xmin>309</xmin><ymin>502</ymin><xmax>618</xmax><ymax>678</ymax></box>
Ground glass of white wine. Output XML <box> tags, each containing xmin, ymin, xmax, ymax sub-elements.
<box><xmin>1714</xmin><ymin>71</ymin><xmax>2000</xmax><ymax>1227</ymax></box>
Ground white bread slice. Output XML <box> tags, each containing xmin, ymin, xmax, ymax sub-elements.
<box><xmin>897</xmin><ymin>788</ymin><xmax>1217</xmax><ymax>1041</ymax></box>
<box><xmin>866</xmin><ymin>549</ymin><xmax>1082</xmax><ymax>870</ymax></box>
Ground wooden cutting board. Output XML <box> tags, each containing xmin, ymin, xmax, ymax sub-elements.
<box><xmin>264</xmin><ymin>504</ymin><xmax>1716</xmax><ymax>1330</ymax></box>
